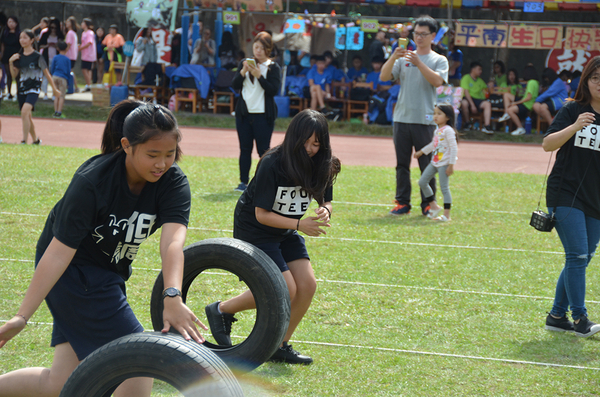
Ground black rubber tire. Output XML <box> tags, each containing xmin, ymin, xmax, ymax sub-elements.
<box><xmin>59</xmin><ymin>332</ymin><xmax>244</xmax><ymax>397</ymax></box>
<box><xmin>150</xmin><ymin>238</ymin><xmax>290</xmax><ymax>373</ymax></box>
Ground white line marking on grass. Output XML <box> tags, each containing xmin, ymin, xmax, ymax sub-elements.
<box><xmin>0</xmin><ymin>258</ymin><xmax>34</xmax><ymax>263</ymax></box>
<box><xmin>0</xmin><ymin>318</ymin><xmax>595</xmax><ymax>371</ymax></box>
<box><xmin>128</xmin><ymin>267</ymin><xmax>600</xmax><ymax>304</ymax></box>
<box><xmin>318</xmin><ymin>278</ymin><xmax>557</xmax><ymax>301</ymax></box>
<box><xmin>330</xmin><ymin>236</ymin><xmax>563</xmax><ymax>255</ymax></box>
<box><xmin>334</xmin><ymin>202</ymin><xmax>528</xmax><ymax>215</ymax></box>
<box><xmin>0</xmin><ymin>212</ymin><xmax>43</xmax><ymax>217</ymax></box>
<box><xmin>188</xmin><ymin>227</ymin><xmax>563</xmax><ymax>255</ymax></box>
<box><xmin>290</xmin><ymin>340</ymin><xmax>600</xmax><ymax>371</ymax></box>
<box><xmin>0</xmin><ymin>320</ymin><xmax>53</xmax><ymax>326</ymax></box>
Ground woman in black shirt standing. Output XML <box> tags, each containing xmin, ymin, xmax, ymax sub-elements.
<box><xmin>1</xmin><ymin>16</ymin><xmax>21</xmax><ymax>100</ymax></box>
<box><xmin>231</xmin><ymin>31</ymin><xmax>281</xmax><ymax>192</ymax></box>
<box><xmin>543</xmin><ymin>56</ymin><xmax>600</xmax><ymax>338</ymax></box>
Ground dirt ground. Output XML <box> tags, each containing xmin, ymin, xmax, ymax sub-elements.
<box><xmin>1</xmin><ymin>116</ymin><xmax>553</xmax><ymax>174</ymax></box>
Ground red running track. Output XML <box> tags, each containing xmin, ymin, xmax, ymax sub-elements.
<box><xmin>0</xmin><ymin>116</ymin><xmax>552</xmax><ymax>174</ymax></box>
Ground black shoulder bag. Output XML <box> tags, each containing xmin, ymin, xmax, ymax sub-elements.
<box><xmin>530</xmin><ymin>153</ymin><xmax>559</xmax><ymax>232</ymax></box>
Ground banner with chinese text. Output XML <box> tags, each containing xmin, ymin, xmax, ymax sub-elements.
<box><xmin>454</xmin><ymin>23</ymin><xmax>508</xmax><ymax>48</ymax></box>
<box><xmin>455</xmin><ymin>23</ymin><xmax>578</xmax><ymax>50</ymax></box>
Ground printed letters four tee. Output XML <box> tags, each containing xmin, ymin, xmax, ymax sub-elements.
<box><xmin>546</xmin><ymin>100</ymin><xmax>600</xmax><ymax>220</ymax></box>
<box><xmin>234</xmin><ymin>151</ymin><xmax>333</xmax><ymax>244</ymax></box>
<box><xmin>37</xmin><ymin>151</ymin><xmax>191</xmax><ymax>280</ymax></box>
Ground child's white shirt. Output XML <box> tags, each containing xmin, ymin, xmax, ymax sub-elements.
<box><xmin>420</xmin><ymin>124</ymin><xmax>458</xmax><ymax>167</ymax></box>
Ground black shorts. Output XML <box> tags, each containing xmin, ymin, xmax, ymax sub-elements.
<box><xmin>540</xmin><ymin>98</ymin><xmax>557</xmax><ymax>115</ymax></box>
<box><xmin>472</xmin><ymin>98</ymin><xmax>487</xmax><ymax>109</ymax></box>
<box><xmin>70</xmin><ymin>60</ymin><xmax>76</xmax><ymax>69</ymax></box>
<box><xmin>517</xmin><ymin>103</ymin><xmax>529</xmax><ymax>118</ymax></box>
<box><xmin>17</xmin><ymin>92</ymin><xmax>38</xmax><ymax>111</ymax></box>
<box><xmin>253</xmin><ymin>232</ymin><xmax>310</xmax><ymax>272</ymax></box>
<box><xmin>36</xmin><ymin>252</ymin><xmax>144</xmax><ymax>361</ymax></box>
<box><xmin>81</xmin><ymin>61</ymin><xmax>93</xmax><ymax>70</ymax></box>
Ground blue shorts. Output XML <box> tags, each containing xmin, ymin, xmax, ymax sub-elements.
<box><xmin>36</xmin><ymin>252</ymin><xmax>143</xmax><ymax>361</ymax></box>
<box><xmin>253</xmin><ymin>232</ymin><xmax>310</xmax><ymax>272</ymax></box>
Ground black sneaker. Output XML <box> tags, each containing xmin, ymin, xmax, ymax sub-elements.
<box><xmin>234</xmin><ymin>183</ymin><xmax>247</xmax><ymax>192</ymax></box>
<box><xmin>545</xmin><ymin>314</ymin><xmax>574</xmax><ymax>333</ymax></box>
<box><xmin>574</xmin><ymin>316</ymin><xmax>600</xmax><ymax>338</ymax></box>
<box><xmin>269</xmin><ymin>342</ymin><xmax>313</xmax><ymax>365</ymax></box>
<box><xmin>205</xmin><ymin>301</ymin><xmax>237</xmax><ymax>346</ymax></box>
<box><xmin>422</xmin><ymin>205</ymin><xmax>431</xmax><ymax>216</ymax></box>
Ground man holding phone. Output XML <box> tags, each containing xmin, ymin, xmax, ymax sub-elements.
<box><xmin>380</xmin><ymin>15</ymin><xmax>448</xmax><ymax>216</ymax></box>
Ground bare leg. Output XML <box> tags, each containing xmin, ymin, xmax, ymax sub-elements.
<box><xmin>21</xmin><ymin>104</ymin><xmax>33</xmax><ymax>143</ymax></box>
<box><xmin>460</xmin><ymin>99</ymin><xmax>470</xmax><ymax>124</ymax></box>
<box><xmin>282</xmin><ymin>259</ymin><xmax>316</xmax><ymax>342</ymax></box>
<box><xmin>309</xmin><ymin>85</ymin><xmax>318</xmax><ymax>110</ymax></box>
<box><xmin>481</xmin><ymin>101</ymin><xmax>492</xmax><ymax>126</ymax></box>
<box><xmin>0</xmin><ymin>342</ymin><xmax>80</xmax><ymax>397</ymax></box>
<box><xmin>220</xmin><ymin>271</ymin><xmax>296</xmax><ymax>315</ymax></box>
<box><xmin>536</xmin><ymin>103</ymin><xmax>553</xmax><ymax>124</ymax></box>
<box><xmin>82</xmin><ymin>69</ymin><xmax>92</xmax><ymax>87</ymax></box>
<box><xmin>114</xmin><ymin>378</ymin><xmax>154</xmax><ymax>397</ymax></box>
<box><xmin>502</xmin><ymin>93</ymin><xmax>515</xmax><ymax>113</ymax></box>
<box><xmin>507</xmin><ymin>104</ymin><xmax>523</xmax><ymax>128</ymax></box>
<box><xmin>57</xmin><ymin>96</ymin><xmax>65</xmax><ymax>114</ymax></box>
<box><xmin>28</xmin><ymin>113</ymin><xmax>38</xmax><ymax>143</ymax></box>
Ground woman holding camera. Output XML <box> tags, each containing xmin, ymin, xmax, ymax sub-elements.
<box><xmin>542</xmin><ymin>56</ymin><xmax>600</xmax><ymax>338</ymax></box>
<box><xmin>231</xmin><ymin>31</ymin><xmax>281</xmax><ymax>192</ymax></box>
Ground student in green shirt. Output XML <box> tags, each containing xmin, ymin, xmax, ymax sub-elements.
<box><xmin>499</xmin><ymin>65</ymin><xmax>539</xmax><ymax>135</ymax></box>
<box><xmin>498</xmin><ymin>68</ymin><xmax>525</xmax><ymax>118</ymax></box>
<box><xmin>460</xmin><ymin>61</ymin><xmax>493</xmax><ymax>134</ymax></box>
<box><xmin>488</xmin><ymin>60</ymin><xmax>507</xmax><ymax>89</ymax></box>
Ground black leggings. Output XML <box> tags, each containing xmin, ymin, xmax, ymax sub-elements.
<box><xmin>236</xmin><ymin>113</ymin><xmax>274</xmax><ymax>184</ymax></box>
<box><xmin>2</xmin><ymin>63</ymin><xmax>14</xmax><ymax>96</ymax></box>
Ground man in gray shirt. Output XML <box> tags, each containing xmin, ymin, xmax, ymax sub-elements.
<box><xmin>380</xmin><ymin>15</ymin><xmax>449</xmax><ymax>216</ymax></box>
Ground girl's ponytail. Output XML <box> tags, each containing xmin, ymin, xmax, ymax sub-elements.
<box><xmin>101</xmin><ymin>99</ymin><xmax>182</xmax><ymax>160</ymax></box>
<box><xmin>101</xmin><ymin>100</ymin><xmax>145</xmax><ymax>154</ymax></box>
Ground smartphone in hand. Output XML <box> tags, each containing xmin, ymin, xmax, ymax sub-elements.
<box><xmin>246</xmin><ymin>58</ymin><xmax>256</xmax><ymax>67</ymax></box>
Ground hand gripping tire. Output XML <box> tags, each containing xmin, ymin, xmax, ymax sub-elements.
<box><xmin>59</xmin><ymin>332</ymin><xmax>244</xmax><ymax>397</ymax></box>
<box><xmin>150</xmin><ymin>238</ymin><xmax>290</xmax><ymax>372</ymax></box>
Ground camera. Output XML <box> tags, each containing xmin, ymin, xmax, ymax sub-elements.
<box><xmin>530</xmin><ymin>210</ymin><xmax>555</xmax><ymax>232</ymax></box>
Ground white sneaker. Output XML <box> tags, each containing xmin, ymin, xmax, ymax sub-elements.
<box><xmin>498</xmin><ymin>113</ymin><xmax>510</xmax><ymax>122</ymax></box>
<box><xmin>511</xmin><ymin>127</ymin><xmax>526</xmax><ymax>136</ymax></box>
<box><xmin>481</xmin><ymin>126</ymin><xmax>494</xmax><ymax>134</ymax></box>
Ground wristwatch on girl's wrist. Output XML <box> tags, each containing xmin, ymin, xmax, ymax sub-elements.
<box><xmin>162</xmin><ymin>287</ymin><xmax>182</xmax><ymax>299</ymax></box>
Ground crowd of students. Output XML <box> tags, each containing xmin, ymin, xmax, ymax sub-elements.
<box><xmin>460</xmin><ymin>59</ymin><xmax>577</xmax><ymax>135</ymax></box>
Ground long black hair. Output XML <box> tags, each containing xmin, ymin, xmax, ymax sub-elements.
<box><xmin>435</xmin><ymin>102</ymin><xmax>455</xmax><ymax>130</ymax></box>
<box><xmin>573</xmin><ymin>56</ymin><xmax>600</xmax><ymax>107</ymax></box>
<box><xmin>267</xmin><ymin>109</ymin><xmax>340</xmax><ymax>204</ymax></box>
<box><xmin>101</xmin><ymin>100</ymin><xmax>182</xmax><ymax>161</ymax></box>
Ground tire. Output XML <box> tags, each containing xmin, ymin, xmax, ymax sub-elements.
<box><xmin>150</xmin><ymin>238</ymin><xmax>290</xmax><ymax>373</ymax></box>
<box><xmin>59</xmin><ymin>332</ymin><xmax>244</xmax><ymax>397</ymax></box>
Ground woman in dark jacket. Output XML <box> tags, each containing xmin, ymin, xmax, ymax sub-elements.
<box><xmin>1</xmin><ymin>16</ymin><xmax>21</xmax><ymax>99</ymax></box>
<box><xmin>231</xmin><ymin>31</ymin><xmax>281</xmax><ymax>191</ymax></box>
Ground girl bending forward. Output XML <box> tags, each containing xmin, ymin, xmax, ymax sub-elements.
<box><xmin>0</xmin><ymin>100</ymin><xmax>207</xmax><ymax>397</ymax></box>
<box><xmin>414</xmin><ymin>103</ymin><xmax>458</xmax><ymax>222</ymax></box>
<box><xmin>206</xmin><ymin>109</ymin><xmax>340</xmax><ymax>365</ymax></box>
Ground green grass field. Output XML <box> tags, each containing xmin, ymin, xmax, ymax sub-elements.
<box><xmin>1</xmin><ymin>144</ymin><xmax>600</xmax><ymax>396</ymax></box>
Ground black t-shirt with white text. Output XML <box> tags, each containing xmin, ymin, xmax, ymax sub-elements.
<box><xmin>36</xmin><ymin>151</ymin><xmax>191</xmax><ymax>280</ymax></box>
<box><xmin>234</xmin><ymin>151</ymin><xmax>333</xmax><ymax>244</ymax></box>
<box><xmin>545</xmin><ymin>100</ymin><xmax>600</xmax><ymax>219</ymax></box>
<box><xmin>17</xmin><ymin>51</ymin><xmax>48</xmax><ymax>95</ymax></box>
